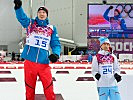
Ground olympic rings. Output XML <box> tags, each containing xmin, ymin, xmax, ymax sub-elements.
<box><xmin>116</xmin><ymin>4</ymin><xmax>133</xmax><ymax>18</ymax></box>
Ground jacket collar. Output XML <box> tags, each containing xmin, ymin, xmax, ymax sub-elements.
<box><xmin>114</xmin><ymin>14</ymin><xmax>121</xmax><ymax>20</ymax></box>
<box><xmin>35</xmin><ymin>17</ymin><xmax>49</xmax><ymax>27</ymax></box>
<box><xmin>98</xmin><ymin>49</ymin><xmax>110</xmax><ymax>56</ymax></box>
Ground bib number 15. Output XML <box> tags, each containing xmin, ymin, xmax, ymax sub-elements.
<box><xmin>35</xmin><ymin>39</ymin><xmax>47</xmax><ymax>47</ymax></box>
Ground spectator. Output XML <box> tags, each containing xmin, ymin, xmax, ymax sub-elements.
<box><xmin>11</xmin><ymin>51</ymin><xmax>15</xmax><ymax>61</ymax></box>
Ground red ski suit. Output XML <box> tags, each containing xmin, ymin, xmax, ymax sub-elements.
<box><xmin>24</xmin><ymin>60</ymin><xmax>55</xmax><ymax>100</ymax></box>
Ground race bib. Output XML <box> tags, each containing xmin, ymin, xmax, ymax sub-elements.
<box><xmin>26</xmin><ymin>32</ymin><xmax>51</xmax><ymax>50</ymax></box>
<box><xmin>101</xmin><ymin>65</ymin><xmax>113</xmax><ymax>75</ymax></box>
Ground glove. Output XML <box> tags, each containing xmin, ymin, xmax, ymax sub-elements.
<box><xmin>48</xmin><ymin>54</ymin><xmax>59</xmax><ymax>63</ymax></box>
<box><xmin>109</xmin><ymin>6</ymin><xmax>113</xmax><ymax>10</ymax></box>
<box><xmin>14</xmin><ymin>0</ymin><xmax>22</xmax><ymax>10</ymax></box>
<box><xmin>114</xmin><ymin>73</ymin><xmax>122</xmax><ymax>82</ymax></box>
<box><xmin>95</xmin><ymin>73</ymin><xmax>101</xmax><ymax>80</ymax></box>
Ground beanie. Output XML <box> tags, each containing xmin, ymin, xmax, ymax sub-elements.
<box><xmin>38</xmin><ymin>6</ymin><xmax>48</xmax><ymax>16</ymax></box>
<box><xmin>114</xmin><ymin>9</ymin><xmax>121</xmax><ymax>15</ymax></box>
<box><xmin>98</xmin><ymin>37</ymin><xmax>110</xmax><ymax>46</ymax></box>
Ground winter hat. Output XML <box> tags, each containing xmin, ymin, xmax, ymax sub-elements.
<box><xmin>38</xmin><ymin>6</ymin><xmax>48</xmax><ymax>16</ymax></box>
<box><xmin>114</xmin><ymin>9</ymin><xmax>121</xmax><ymax>15</ymax></box>
<box><xmin>98</xmin><ymin>37</ymin><xmax>110</xmax><ymax>46</ymax></box>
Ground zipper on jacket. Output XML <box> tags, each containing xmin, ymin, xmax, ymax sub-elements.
<box><xmin>36</xmin><ymin>48</ymin><xmax>40</xmax><ymax>63</ymax></box>
<box><xmin>46</xmin><ymin>51</ymin><xmax>48</xmax><ymax>61</ymax></box>
<box><xmin>27</xmin><ymin>45</ymin><xmax>31</xmax><ymax>55</ymax></box>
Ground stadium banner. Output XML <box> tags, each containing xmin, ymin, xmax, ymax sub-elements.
<box><xmin>87</xmin><ymin>38</ymin><xmax>133</xmax><ymax>56</ymax></box>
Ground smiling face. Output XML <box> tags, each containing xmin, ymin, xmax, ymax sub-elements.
<box><xmin>37</xmin><ymin>10</ymin><xmax>47</xmax><ymax>20</ymax></box>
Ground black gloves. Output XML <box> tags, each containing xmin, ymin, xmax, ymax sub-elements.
<box><xmin>109</xmin><ymin>6</ymin><xmax>113</xmax><ymax>10</ymax></box>
<box><xmin>114</xmin><ymin>73</ymin><xmax>122</xmax><ymax>82</ymax></box>
<box><xmin>14</xmin><ymin>0</ymin><xmax>22</xmax><ymax>10</ymax></box>
<box><xmin>95</xmin><ymin>73</ymin><xmax>122</xmax><ymax>82</ymax></box>
<box><xmin>48</xmin><ymin>54</ymin><xmax>59</xmax><ymax>63</ymax></box>
<box><xmin>95</xmin><ymin>73</ymin><xmax>101</xmax><ymax>80</ymax></box>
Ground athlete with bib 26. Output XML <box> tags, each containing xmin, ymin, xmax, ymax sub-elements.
<box><xmin>92</xmin><ymin>37</ymin><xmax>122</xmax><ymax>100</ymax></box>
<box><xmin>14</xmin><ymin>0</ymin><xmax>61</xmax><ymax>100</ymax></box>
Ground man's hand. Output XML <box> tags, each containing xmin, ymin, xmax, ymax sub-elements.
<box><xmin>48</xmin><ymin>54</ymin><xmax>59</xmax><ymax>63</ymax></box>
<box><xmin>114</xmin><ymin>73</ymin><xmax>122</xmax><ymax>82</ymax></box>
<box><xmin>14</xmin><ymin>0</ymin><xmax>22</xmax><ymax>10</ymax></box>
<box><xmin>95</xmin><ymin>73</ymin><xmax>101</xmax><ymax>80</ymax></box>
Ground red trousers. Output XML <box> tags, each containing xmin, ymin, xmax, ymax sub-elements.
<box><xmin>24</xmin><ymin>60</ymin><xmax>55</xmax><ymax>100</ymax></box>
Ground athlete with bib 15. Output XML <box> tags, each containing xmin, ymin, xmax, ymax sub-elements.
<box><xmin>13</xmin><ymin>0</ymin><xmax>61</xmax><ymax>100</ymax></box>
<box><xmin>92</xmin><ymin>37</ymin><xmax>122</xmax><ymax>100</ymax></box>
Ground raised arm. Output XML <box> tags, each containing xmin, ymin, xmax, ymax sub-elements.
<box><xmin>14</xmin><ymin>0</ymin><xmax>30</xmax><ymax>28</ymax></box>
<box><xmin>103</xmin><ymin>6</ymin><xmax>113</xmax><ymax>21</ymax></box>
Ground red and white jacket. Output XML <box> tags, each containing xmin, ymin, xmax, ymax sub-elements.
<box><xmin>92</xmin><ymin>49</ymin><xmax>120</xmax><ymax>87</ymax></box>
